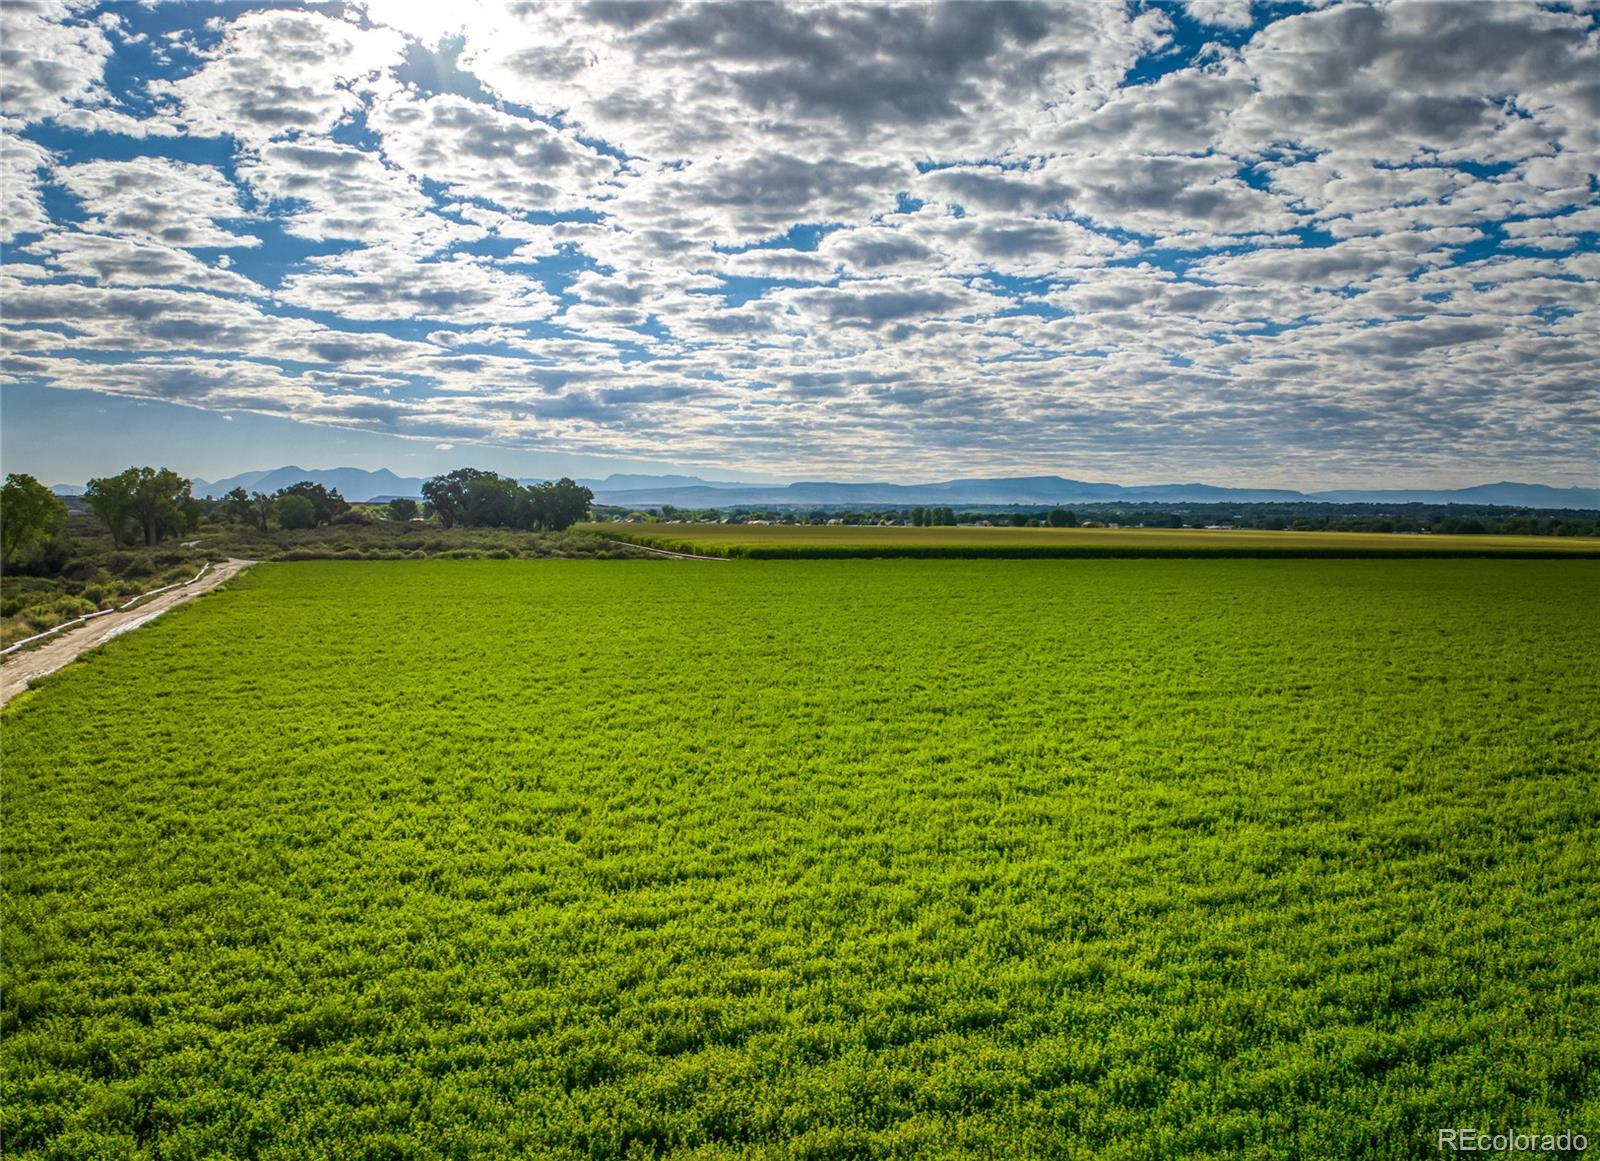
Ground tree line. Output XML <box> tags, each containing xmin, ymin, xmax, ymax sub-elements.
<box><xmin>598</xmin><ymin>500</ymin><xmax>1598</xmax><ymax>537</ymax></box>
<box><xmin>2</xmin><ymin>466</ymin><xmax>596</xmax><ymax>562</ymax></box>
<box><xmin>419</xmin><ymin>469</ymin><xmax>592</xmax><ymax>532</ymax></box>
<box><xmin>218</xmin><ymin>480</ymin><xmax>353</xmax><ymax>532</ymax></box>
<box><xmin>212</xmin><ymin>470</ymin><xmax>594</xmax><ymax>533</ymax></box>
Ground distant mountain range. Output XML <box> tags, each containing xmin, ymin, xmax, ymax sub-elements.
<box><xmin>54</xmin><ymin>467</ymin><xmax>1599</xmax><ymax>509</ymax></box>
<box><xmin>182</xmin><ymin>466</ymin><xmax>759</xmax><ymax>502</ymax></box>
<box><xmin>189</xmin><ymin>466</ymin><xmax>427</xmax><ymax>500</ymax></box>
<box><xmin>591</xmin><ymin>477</ymin><xmax>1600</xmax><ymax>510</ymax></box>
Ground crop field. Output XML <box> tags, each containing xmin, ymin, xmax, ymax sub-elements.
<box><xmin>3</xmin><ymin>559</ymin><xmax>1598</xmax><ymax>1159</ymax></box>
<box><xmin>587</xmin><ymin>521</ymin><xmax>1600</xmax><ymax>559</ymax></box>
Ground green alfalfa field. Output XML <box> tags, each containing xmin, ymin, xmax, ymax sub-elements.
<box><xmin>3</xmin><ymin>559</ymin><xmax>1597</xmax><ymax>1160</ymax></box>
<box><xmin>588</xmin><ymin>521</ymin><xmax>1600</xmax><ymax>559</ymax></box>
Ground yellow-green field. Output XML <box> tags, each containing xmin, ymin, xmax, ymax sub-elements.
<box><xmin>588</xmin><ymin>522</ymin><xmax>1600</xmax><ymax>559</ymax></box>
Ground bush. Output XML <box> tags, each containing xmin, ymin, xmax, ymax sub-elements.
<box><xmin>105</xmin><ymin>552</ymin><xmax>155</xmax><ymax>579</ymax></box>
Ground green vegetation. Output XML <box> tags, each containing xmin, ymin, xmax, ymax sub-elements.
<box><xmin>910</xmin><ymin>506</ymin><xmax>957</xmax><ymax>527</ymax></box>
<box><xmin>385</xmin><ymin>497</ymin><xmax>419</xmax><ymax>523</ymax></box>
<box><xmin>592</xmin><ymin>502</ymin><xmax>1600</xmax><ymax>538</ymax></box>
<box><xmin>592</xmin><ymin>520</ymin><xmax>1600</xmax><ymax>559</ymax></box>
<box><xmin>1</xmin><ymin>542</ymin><xmax>213</xmax><ymax>649</ymax></box>
<box><xmin>0</xmin><ymin>513</ymin><xmax>640</xmax><ymax>648</ymax></box>
<box><xmin>421</xmin><ymin>469</ymin><xmax>593</xmax><ymax>531</ymax></box>
<box><xmin>83</xmin><ymin>467</ymin><xmax>201</xmax><ymax>547</ymax></box>
<box><xmin>1</xmin><ymin>474</ymin><xmax>67</xmax><ymax>567</ymax></box>
<box><xmin>4</xmin><ymin>559</ymin><xmax>1596</xmax><ymax>1158</ymax></box>
<box><xmin>273</xmin><ymin>492</ymin><xmax>317</xmax><ymax>530</ymax></box>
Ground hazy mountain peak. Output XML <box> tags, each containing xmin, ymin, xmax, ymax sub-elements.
<box><xmin>79</xmin><ymin>466</ymin><xmax>1598</xmax><ymax>510</ymax></box>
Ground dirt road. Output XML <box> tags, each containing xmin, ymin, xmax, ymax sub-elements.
<box><xmin>1</xmin><ymin>558</ymin><xmax>254</xmax><ymax>707</ymax></box>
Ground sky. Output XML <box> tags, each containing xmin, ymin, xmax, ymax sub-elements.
<box><xmin>1</xmin><ymin>0</ymin><xmax>1598</xmax><ymax>490</ymax></box>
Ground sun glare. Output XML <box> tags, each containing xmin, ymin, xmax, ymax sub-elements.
<box><xmin>359</xmin><ymin>0</ymin><xmax>488</xmax><ymax>48</ymax></box>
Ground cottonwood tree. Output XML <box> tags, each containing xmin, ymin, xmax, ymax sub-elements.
<box><xmin>421</xmin><ymin>468</ymin><xmax>493</xmax><ymax>529</ymax></box>
<box><xmin>220</xmin><ymin>486</ymin><xmax>271</xmax><ymax>532</ymax></box>
<box><xmin>84</xmin><ymin>467</ymin><xmax>198</xmax><ymax>546</ymax></box>
<box><xmin>522</xmin><ymin>478</ymin><xmax>593</xmax><ymax>531</ymax></box>
<box><xmin>274</xmin><ymin>493</ymin><xmax>316</xmax><ymax>530</ymax></box>
<box><xmin>465</xmin><ymin>474</ymin><xmax>524</xmax><ymax>528</ymax></box>
<box><xmin>1</xmin><ymin>474</ymin><xmax>67</xmax><ymax>564</ymax></box>
<box><xmin>276</xmin><ymin>481</ymin><xmax>348</xmax><ymax>526</ymax></box>
<box><xmin>420</xmin><ymin>470</ymin><xmax>593</xmax><ymax>532</ymax></box>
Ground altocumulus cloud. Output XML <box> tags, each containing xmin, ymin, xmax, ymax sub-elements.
<box><xmin>0</xmin><ymin>0</ymin><xmax>1597</xmax><ymax>485</ymax></box>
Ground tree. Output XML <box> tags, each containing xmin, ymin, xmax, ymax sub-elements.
<box><xmin>274</xmin><ymin>493</ymin><xmax>316</xmax><ymax>530</ymax></box>
<box><xmin>464</xmin><ymin>473</ymin><xmax>523</xmax><ymax>528</ymax></box>
<box><xmin>418</xmin><ymin>470</ymin><xmax>592</xmax><ymax>531</ymax></box>
<box><xmin>221</xmin><ymin>486</ymin><xmax>250</xmax><ymax>523</ymax></box>
<box><xmin>421</xmin><ymin>468</ymin><xmax>493</xmax><ymax>529</ymax></box>
<box><xmin>1047</xmin><ymin>508</ymin><xmax>1077</xmax><ymax>528</ymax></box>
<box><xmin>84</xmin><ymin>478</ymin><xmax>136</xmax><ymax>545</ymax></box>
<box><xmin>1</xmin><ymin>474</ymin><xmax>67</xmax><ymax>564</ymax></box>
<box><xmin>386</xmin><ymin>497</ymin><xmax>419</xmax><ymax>521</ymax></box>
<box><xmin>522</xmin><ymin>477</ymin><xmax>594</xmax><ymax>531</ymax></box>
<box><xmin>85</xmin><ymin>467</ymin><xmax>195</xmax><ymax>546</ymax></box>
<box><xmin>276</xmin><ymin>481</ymin><xmax>348</xmax><ymax>526</ymax></box>
<box><xmin>220</xmin><ymin>486</ymin><xmax>267</xmax><ymax>530</ymax></box>
<box><xmin>247</xmin><ymin>492</ymin><xmax>274</xmax><ymax>532</ymax></box>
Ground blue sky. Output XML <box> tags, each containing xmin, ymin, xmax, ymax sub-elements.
<box><xmin>2</xmin><ymin>0</ymin><xmax>1597</xmax><ymax>488</ymax></box>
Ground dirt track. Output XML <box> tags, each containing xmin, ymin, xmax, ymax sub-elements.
<box><xmin>1</xmin><ymin>558</ymin><xmax>254</xmax><ymax>707</ymax></box>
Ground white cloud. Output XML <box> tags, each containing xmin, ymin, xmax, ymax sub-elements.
<box><xmin>0</xmin><ymin>126</ymin><xmax>53</xmax><ymax>243</ymax></box>
<box><xmin>1</xmin><ymin>0</ymin><xmax>1596</xmax><ymax>484</ymax></box>
<box><xmin>54</xmin><ymin>157</ymin><xmax>257</xmax><ymax>248</ymax></box>
<box><xmin>368</xmin><ymin>92</ymin><xmax>619</xmax><ymax>214</ymax></box>
<box><xmin>0</xmin><ymin>0</ymin><xmax>114</xmax><ymax>123</ymax></box>
<box><xmin>155</xmin><ymin>9</ymin><xmax>404</xmax><ymax>143</ymax></box>
<box><xmin>28</xmin><ymin>231</ymin><xmax>266</xmax><ymax>296</ymax></box>
<box><xmin>1184</xmin><ymin>0</ymin><xmax>1254</xmax><ymax>30</ymax></box>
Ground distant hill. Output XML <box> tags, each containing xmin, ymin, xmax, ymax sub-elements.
<box><xmin>186</xmin><ymin>468</ymin><xmax>769</xmax><ymax>502</ymax></box>
<box><xmin>1309</xmin><ymin>482</ymin><xmax>1600</xmax><ymax>507</ymax></box>
<box><xmin>574</xmin><ymin>473</ymin><xmax>750</xmax><ymax>492</ymax></box>
<box><xmin>590</xmin><ymin>479</ymin><xmax>1301</xmax><ymax>506</ymax></box>
<box><xmin>592</xmin><ymin>476</ymin><xmax>1600</xmax><ymax>509</ymax></box>
<box><xmin>62</xmin><ymin>467</ymin><xmax>1593</xmax><ymax>509</ymax></box>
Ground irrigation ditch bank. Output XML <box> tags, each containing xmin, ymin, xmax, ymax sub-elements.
<box><xmin>1</xmin><ymin>559</ymin><xmax>254</xmax><ymax>706</ymax></box>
